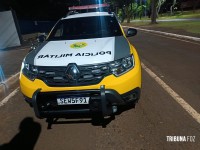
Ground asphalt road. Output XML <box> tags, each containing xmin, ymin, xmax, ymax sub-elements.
<box><xmin>0</xmin><ymin>30</ymin><xmax>200</xmax><ymax>150</ymax></box>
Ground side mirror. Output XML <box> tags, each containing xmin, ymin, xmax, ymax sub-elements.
<box><xmin>37</xmin><ymin>34</ymin><xmax>46</xmax><ymax>43</ymax></box>
<box><xmin>126</xmin><ymin>28</ymin><xmax>137</xmax><ymax>37</ymax></box>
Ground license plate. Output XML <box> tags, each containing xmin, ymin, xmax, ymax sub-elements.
<box><xmin>57</xmin><ymin>97</ymin><xmax>90</xmax><ymax>105</ymax></box>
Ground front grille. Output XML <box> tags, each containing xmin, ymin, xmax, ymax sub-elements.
<box><xmin>37</xmin><ymin>64</ymin><xmax>111</xmax><ymax>87</ymax></box>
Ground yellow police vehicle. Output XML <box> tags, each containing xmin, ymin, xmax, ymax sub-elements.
<box><xmin>19</xmin><ymin>4</ymin><xmax>141</xmax><ymax>119</ymax></box>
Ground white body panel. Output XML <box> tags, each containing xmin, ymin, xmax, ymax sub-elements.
<box><xmin>34</xmin><ymin>37</ymin><xmax>115</xmax><ymax>66</ymax></box>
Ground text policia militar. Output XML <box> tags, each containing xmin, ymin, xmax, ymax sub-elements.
<box><xmin>37</xmin><ymin>51</ymin><xmax>112</xmax><ymax>59</ymax></box>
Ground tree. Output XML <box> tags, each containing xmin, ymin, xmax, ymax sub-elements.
<box><xmin>111</xmin><ymin>0</ymin><xmax>163</xmax><ymax>23</ymax></box>
<box><xmin>137</xmin><ymin>4</ymin><xmax>146</xmax><ymax>19</ymax></box>
<box><xmin>170</xmin><ymin>0</ymin><xmax>176</xmax><ymax>15</ymax></box>
<box><xmin>192</xmin><ymin>0</ymin><xmax>200</xmax><ymax>12</ymax></box>
<box><xmin>110</xmin><ymin>0</ymin><xmax>133</xmax><ymax>23</ymax></box>
<box><xmin>157</xmin><ymin>0</ymin><xmax>166</xmax><ymax>15</ymax></box>
<box><xmin>146</xmin><ymin>0</ymin><xmax>151</xmax><ymax>18</ymax></box>
<box><xmin>125</xmin><ymin>5</ymin><xmax>132</xmax><ymax>23</ymax></box>
<box><xmin>132</xmin><ymin>2</ymin><xmax>138</xmax><ymax>19</ymax></box>
<box><xmin>151</xmin><ymin>0</ymin><xmax>158</xmax><ymax>24</ymax></box>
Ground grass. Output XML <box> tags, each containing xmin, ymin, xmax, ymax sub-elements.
<box><xmin>159</xmin><ymin>13</ymin><xmax>200</xmax><ymax>19</ymax></box>
<box><xmin>155</xmin><ymin>21</ymin><xmax>200</xmax><ymax>34</ymax></box>
<box><xmin>122</xmin><ymin>9</ymin><xmax>200</xmax><ymax>35</ymax></box>
<box><xmin>158</xmin><ymin>9</ymin><xmax>200</xmax><ymax>19</ymax></box>
<box><xmin>122</xmin><ymin>21</ymin><xmax>200</xmax><ymax>34</ymax></box>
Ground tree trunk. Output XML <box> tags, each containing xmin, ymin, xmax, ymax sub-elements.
<box><xmin>170</xmin><ymin>6</ymin><xmax>173</xmax><ymax>15</ymax></box>
<box><xmin>151</xmin><ymin>0</ymin><xmax>157</xmax><ymax>24</ymax></box>
<box><xmin>192</xmin><ymin>0</ymin><xmax>200</xmax><ymax>13</ymax></box>
<box><xmin>127</xmin><ymin>17</ymin><xmax>131</xmax><ymax>23</ymax></box>
<box><xmin>121</xmin><ymin>8</ymin><xmax>125</xmax><ymax>23</ymax></box>
<box><xmin>170</xmin><ymin>0</ymin><xmax>177</xmax><ymax>15</ymax></box>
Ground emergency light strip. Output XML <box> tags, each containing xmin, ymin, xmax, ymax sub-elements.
<box><xmin>69</xmin><ymin>4</ymin><xmax>110</xmax><ymax>10</ymax></box>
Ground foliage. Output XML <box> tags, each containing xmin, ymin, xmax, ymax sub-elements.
<box><xmin>157</xmin><ymin>0</ymin><xmax>166</xmax><ymax>15</ymax></box>
<box><xmin>110</xmin><ymin>0</ymin><xmax>198</xmax><ymax>23</ymax></box>
<box><xmin>170</xmin><ymin>0</ymin><xmax>177</xmax><ymax>15</ymax></box>
<box><xmin>137</xmin><ymin>4</ymin><xmax>146</xmax><ymax>19</ymax></box>
<box><xmin>111</xmin><ymin>0</ymin><xmax>153</xmax><ymax>23</ymax></box>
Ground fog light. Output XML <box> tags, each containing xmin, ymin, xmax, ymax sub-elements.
<box><xmin>129</xmin><ymin>93</ymin><xmax>137</xmax><ymax>100</ymax></box>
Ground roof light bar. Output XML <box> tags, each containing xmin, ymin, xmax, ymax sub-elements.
<box><xmin>69</xmin><ymin>4</ymin><xmax>110</xmax><ymax>11</ymax></box>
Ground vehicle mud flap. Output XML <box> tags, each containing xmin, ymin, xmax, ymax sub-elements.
<box><xmin>32</xmin><ymin>89</ymin><xmax>42</xmax><ymax>119</ymax></box>
<box><xmin>100</xmin><ymin>85</ymin><xmax>113</xmax><ymax>117</ymax></box>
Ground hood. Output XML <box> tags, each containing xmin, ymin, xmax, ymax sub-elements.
<box><xmin>25</xmin><ymin>36</ymin><xmax>131</xmax><ymax>66</ymax></box>
<box><xmin>34</xmin><ymin>37</ymin><xmax>115</xmax><ymax>66</ymax></box>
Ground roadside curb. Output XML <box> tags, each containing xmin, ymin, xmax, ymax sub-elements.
<box><xmin>123</xmin><ymin>26</ymin><xmax>200</xmax><ymax>42</ymax></box>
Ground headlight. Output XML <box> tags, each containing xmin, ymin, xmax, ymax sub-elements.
<box><xmin>109</xmin><ymin>55</ymin><xmax>134</xmax><ymax>76</ymax></box>
<box><xmin>21</xmin><ymin>61</ymin><xmax>38</xmax><ymax>81</ymax></box>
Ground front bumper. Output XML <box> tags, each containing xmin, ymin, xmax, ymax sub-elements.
<box><xmin>25</xmin><ymin>86</ymin><xmax>140</xmax><ymax>118</ymax></box>
<box><xmin>20</xmin><ymin>61</ymin><xmax>141</xmax><ymax>99</ymax></box>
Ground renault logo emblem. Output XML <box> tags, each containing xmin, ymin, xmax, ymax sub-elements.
<box><xmin>65</xmin><ymin>64</ymin><xmax>80</xmax><ymax>81</ymax></box>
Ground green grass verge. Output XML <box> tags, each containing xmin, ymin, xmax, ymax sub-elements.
<box><xmin>125</xmin><ymin>10</ymin><xmax>200</xmax><ymax>21</ymax></box>
<box><xmin>158</xmin><ymin>9</ymin><xmax>200</xmax><ymax>19</ymax></box>
<box><xmin>122</xmin><ymin>21</ymin><xmax>200</xmax><ymax>34</ymax></box>
<box><xmin>159</xmin><ymin>13</ymin><xmax>200</xmax><ymax>19</ymax></box>
<box><xmin>122</xmin><ymin>10</ymin><xmax>200</xmax><ymax>34</ymax></box>
<box><xmin>156</xmin><ymin>21</ymin><xmax>200</xmax><ymax>34</ymax></box>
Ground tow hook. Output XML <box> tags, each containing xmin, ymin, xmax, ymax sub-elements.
<box><xmin>112</xmin><ymin>106</ymin><xmax>118</xmax><ymax>113</ymax></box>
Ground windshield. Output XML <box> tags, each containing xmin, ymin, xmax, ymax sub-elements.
<box><xmin>47</xmin><ymin>15</ymin><xmax>123</xmax><ymax>41</ymax></box>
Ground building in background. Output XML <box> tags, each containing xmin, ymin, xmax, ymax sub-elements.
<box><xmin>0</xmin><ymin>10</ymin><xmax>21</xmax><ymax>50</ymax></box>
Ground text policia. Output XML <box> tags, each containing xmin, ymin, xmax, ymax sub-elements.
<box><xmin>37</xmin><ymin>51</ymin><xmax>112</xmax><ymax>59</ymax></box>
